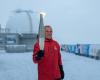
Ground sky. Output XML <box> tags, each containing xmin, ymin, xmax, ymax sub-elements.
<box><xmin>0</xmin><ymin>0</ymin><xmax>100</xmax><ymax>44</ymax></box>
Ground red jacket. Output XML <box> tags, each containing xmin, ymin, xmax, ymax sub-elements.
<box><xmin>33</xmin><ymin>39</ymin><xmax>62</xmax><ymax>80</ymax></box>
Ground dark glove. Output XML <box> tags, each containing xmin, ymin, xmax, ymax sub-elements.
<box><xmin>35</xmin><ymin>50</ymin><xmax>44</xmax><ymax>60</ymax></box>
<box><xmin>59</xmin><ymin>65</ymin><xmax>64</xmax><ymax>79</ymax></box>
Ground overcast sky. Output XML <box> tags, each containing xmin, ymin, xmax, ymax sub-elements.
<box><xmin>0</xmin><ymin>0</ymin><xmax>100</xmax><ymax>44</ymax></box>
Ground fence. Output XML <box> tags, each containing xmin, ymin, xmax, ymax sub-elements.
<box><xmin>61</xmin><ymin>44</ymin><xmax>100</xmax><ymax>60</ymax></box>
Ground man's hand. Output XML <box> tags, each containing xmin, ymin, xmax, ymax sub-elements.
<box><xmin>35</xmin><ymin>50</ymin><xmax>44</xmax><ymax>60</ymax></box>
<box><xmin>59</xmin><ymin>65</ymin><xmax>64</xmax><ymax>79</ymax></box>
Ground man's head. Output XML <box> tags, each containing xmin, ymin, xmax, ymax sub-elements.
<box><xmin>45</xmin><ymin>25</ymin><xmax>53</xmax><ymax>39</ymax></box>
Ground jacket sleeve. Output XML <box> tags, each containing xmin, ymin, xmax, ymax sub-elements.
<box><xmin>32</xmin><ymin>42</ymin><xmax>40</xmax><ymax>63</ymax></box>
<box><xmin>58</xmin><ymin>44</ymin><xmax>62</xmax><ymax>65</ymax></box>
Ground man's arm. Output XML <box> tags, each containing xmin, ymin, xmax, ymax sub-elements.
<box><xmin>33</xmin><ymin>42</ymin><xmax>39</xmax><ymax>63</ymax></box>
<box><xmin>58</xmin><ymin>45</ymin><xmax>64</xmax><ymax>79</ymax></box>
<box><xmin>33</xmin><ymin>42</ymin><xmax>44</xmax><ymax>63</ymax></box>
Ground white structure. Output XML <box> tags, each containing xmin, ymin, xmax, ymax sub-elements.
<box><xmin>0</xmin><ymin>27</ymin><xmax>10</xmax><ymax>33</ymax></box>
<box><xmin>2</xmin><ymin>9</ymin><xmax>46</xmax><ymax>52</ymax></box>
<box><xmin>6</xmin><ymin>9</ymin><xmax>39</xmax><ymax>34</ymax></box>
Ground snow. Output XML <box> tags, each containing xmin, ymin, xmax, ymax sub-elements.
<box><xmin>0</xmin><ymin>50</ymin><xmax>100</xmax><ymax>80</ymax></box>
<box><xmin>62</xmin><ymin>52</ymin><xmax>100</xmax><ymax>80</ymax></box>
<box><xmin>0</xmin><ymin>50</ymin><xmax>38</xmax><ymax>80</ymax></box>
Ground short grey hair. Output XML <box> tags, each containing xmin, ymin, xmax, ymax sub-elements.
<box><xmin>44</xmin><ymin>25</ymin><xmax>52</xmax><ymax>30</ymax></box>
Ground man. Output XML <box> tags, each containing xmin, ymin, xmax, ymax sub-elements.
<box><xmin>33</xmin><ymin>25</ymin><xmax>64</xmax><ymax>80</ymax></box>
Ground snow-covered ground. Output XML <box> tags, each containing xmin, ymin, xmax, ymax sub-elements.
<box><xmin>0</xmin><ymin>50</ymin><xmax>100</xmax><ymax>80</ymax></box>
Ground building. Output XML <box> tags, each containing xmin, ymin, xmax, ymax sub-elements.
<box><xmin>0</xmin><ymin>9</ymin><xmax>40</xmax><ymax>52</ymax></box>
<box><xmin>0</xmin><ymin>33</ymin><xmax>37</xmax><ymax>52</ymax></box>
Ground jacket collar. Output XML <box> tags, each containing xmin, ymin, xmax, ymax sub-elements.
<box><xmin>45</xmin><ymin>38</ymin><xmax>53</xmax><ymax>42</ymax></box>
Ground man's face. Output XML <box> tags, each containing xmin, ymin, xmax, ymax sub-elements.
<box><xmin>45</xmin><ymin>27</ymin><xmax>52</xmax><ymax>39</ymax></box>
